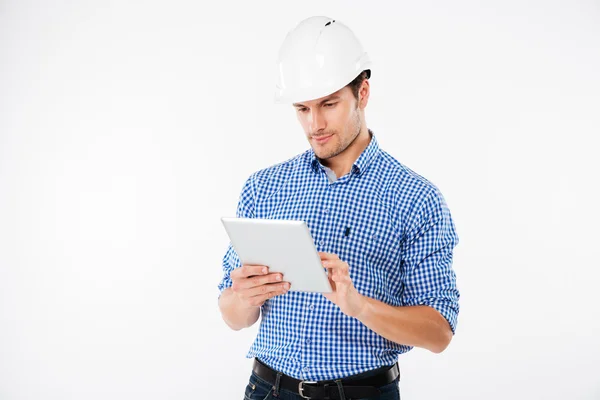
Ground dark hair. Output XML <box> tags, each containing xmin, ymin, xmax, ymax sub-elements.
<box><xmin>346</xmin><ymin>69</ymin><xmax>370</xmax><ymax>101</ymax></box>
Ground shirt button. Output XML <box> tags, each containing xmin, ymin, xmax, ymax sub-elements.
<box><xmin>319</xmin><ymin>240</ymin><xmax>324</xmax><ymax>246</ymax></box>
<box><xmin>303</xmin><ymin>367</ymin><xmax>309</xmax><ymax>372</ymax></box>
<box><xmin>323</xmin><ymin>209</ymin><xmax>329</xmax><ymax>214</ymax></box>
<box><xmin>306</xmin><ymin>339</ymin><xmax>311</xmax><ymax>344</ymax></box>
<box><xmin>308</xmin><ymin>304</ymin><xmax>315</xmax><ymax>311</ymax></box>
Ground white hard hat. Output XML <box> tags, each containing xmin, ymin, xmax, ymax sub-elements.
<box><xmin>274</xmin><ymin>16</ymin><xmax>372</xmax><ymax>104</ymax></box>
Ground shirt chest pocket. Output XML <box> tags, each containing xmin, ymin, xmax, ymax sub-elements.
<box><xmin>345</xmin><ymin>224</ymin><xmax>381</xmax><ymax>257</ymax></box>
<box><xmin>345</xmin><ymin>212</ymin><xmax>399</xmax><ymax>256</ymax></box>
<box><xmin>343</xmin><ymin>220</ymin><xmax>400</xmax><ymax>298</ymax></box>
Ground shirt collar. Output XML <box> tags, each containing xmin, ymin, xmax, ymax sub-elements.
<box><xmin>307</xmin><ymin>128</ymin><xmax>379</xmax><ymax>176</ymax></box>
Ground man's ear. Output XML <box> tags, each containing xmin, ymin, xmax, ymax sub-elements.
<box><xmin>358</xmin><ymin>79</ymin><xmax>370</xmax><ymax>109</ymax></box>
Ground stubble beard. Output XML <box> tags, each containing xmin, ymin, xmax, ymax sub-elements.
<box><xmin>315</xmin><ymin>105</ymin><xmax>362</xmax><ymax>160</ymax></box>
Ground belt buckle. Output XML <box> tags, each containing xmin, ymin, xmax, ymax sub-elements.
<box><xmin>298</xmin><ymin>380</ymin><xmax>317</xmax><ymax>399</ymax></box>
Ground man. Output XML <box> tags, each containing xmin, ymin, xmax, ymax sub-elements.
<box><xmin>218</xmin><ymin>16</ymin><xmax>459</xmax><ymax>400</ymax></box>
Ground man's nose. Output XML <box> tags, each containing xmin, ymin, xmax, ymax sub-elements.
<box><xmin>309</xmin><ymin>109</ymin><xmax>326</xmax><ymax>133</ymax></box>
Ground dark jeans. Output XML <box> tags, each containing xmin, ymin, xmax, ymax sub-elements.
<box><xmin>243</xmin><ymin>370</ymin><xmax>400</xmax><ymax>400</ymax></box>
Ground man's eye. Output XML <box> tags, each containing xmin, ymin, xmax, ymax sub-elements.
<box><xmin>298</xmin><ymin>108</ymin><xmax>308</xmax><ymax>112</ymax></box>
<box><xmin>324</xmin><ymin>103</ymin><xmax>336</xmax><ymax>108</ymax></box>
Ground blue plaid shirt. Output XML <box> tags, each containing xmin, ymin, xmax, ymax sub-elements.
<box><xmin>218</xmin><ymin>129</ymin><xmax>459</xmax><ymax>381</ymax></box>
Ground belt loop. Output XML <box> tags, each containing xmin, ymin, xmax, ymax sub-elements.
<box><xmin>334</xmin><ymin>379</ymin><xmax>346</xmax><ymax>400</ymax></box>
<box><xmin>273</xmin><ymin>371</ymin><xmax>282</xmax><ymax>397</ymax></box>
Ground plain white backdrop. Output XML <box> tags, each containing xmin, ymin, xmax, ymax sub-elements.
<box><xmin>1</xmin><ymin>1</ymin><xmax>599</xmax><ymax>399</ymax></box>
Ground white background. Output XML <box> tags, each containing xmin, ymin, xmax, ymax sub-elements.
<box><xmin>1</xmin><ymin>1</ymin><xmax>599</xmax><ymax>399</ymax></box>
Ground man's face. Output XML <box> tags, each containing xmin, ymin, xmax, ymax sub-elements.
<box><xmin>293</xmin><ymin>86</ymin><xmax>362</xmax><ymax>160</ymax></box>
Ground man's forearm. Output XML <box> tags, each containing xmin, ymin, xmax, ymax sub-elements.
<box><xmin>218</xmin><ymin>288</ymin><xmax>261</xmax><ymax>330</ymax></box>
<box><xmin>356</xmin><ymin>296</ymin><xmax>453</xmax><ymax>353</ymax></box>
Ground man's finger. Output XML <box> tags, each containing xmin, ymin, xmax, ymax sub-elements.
<box><xmin>248</xmin><ymin>285</ymin><xmax>290</xmax><ymax>307</ymax></box>
<box><xmin>319</xmin><ymin>252</ymin><xmax>339</xmax><ymax>260</ymax></box>
<box><xmin>332</xmin><ymin>272</ymin><xmax>350</xmax><ymax>283</ymax></box>
<box><xmin>232</xmin><ymin>264</ymin><xmax>268</xmax><ymax>279</ymax></box>
<box><xmin>238</xmin><ymin>272</ymin><xmax>284</xmax><ymax>290</ymax></box>
<box><xmin>327</xmin><ymin>269</ymin><xmax>337</xmax><ymax>291</ymax></box>
<box><xmin>246</xmin><ymin>281</ymin><xmax>290</xmax><ymax>298</ymax></box>
<box><xmin>323</xmin><ymin>259</ymin><xmax>350</xmax><ymax>272</ymax></box>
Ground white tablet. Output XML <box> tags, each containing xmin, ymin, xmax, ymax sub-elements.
<box><xmin>220</xmin><ymin>217</ymin><xmax>333</xmax><ymax>293</ymax></box>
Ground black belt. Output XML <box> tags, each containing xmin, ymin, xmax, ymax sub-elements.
<box><xmin>252</xmin><ymin>358</ymin><xmax>400</xmax><ymax>399</ymax></box>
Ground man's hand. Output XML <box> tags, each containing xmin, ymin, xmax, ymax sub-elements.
<box><xmin>320</xmin><ymin>252</ymin><xmax>367</xmax><ymax>318</ymax></box>
<box><xmin>230</xmin><ymin>265</ymin><xmax>290</xmax><ymax>308</ymax></box>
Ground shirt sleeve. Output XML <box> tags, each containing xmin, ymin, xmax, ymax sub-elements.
<box><xmin>400</xmin><ymin>186</ymin><xmax>460</xmax><ymax>334</ymax></box>
<box><xmin>217</xmin><ymin>174</ymin><xmax>256</xmax><ymax>298</ymax></box>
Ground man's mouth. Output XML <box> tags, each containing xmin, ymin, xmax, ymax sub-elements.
<box><xmin>313</xmin><ymin>134</ymin><xmax>333</xmax><ymax>143</ymax></box>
